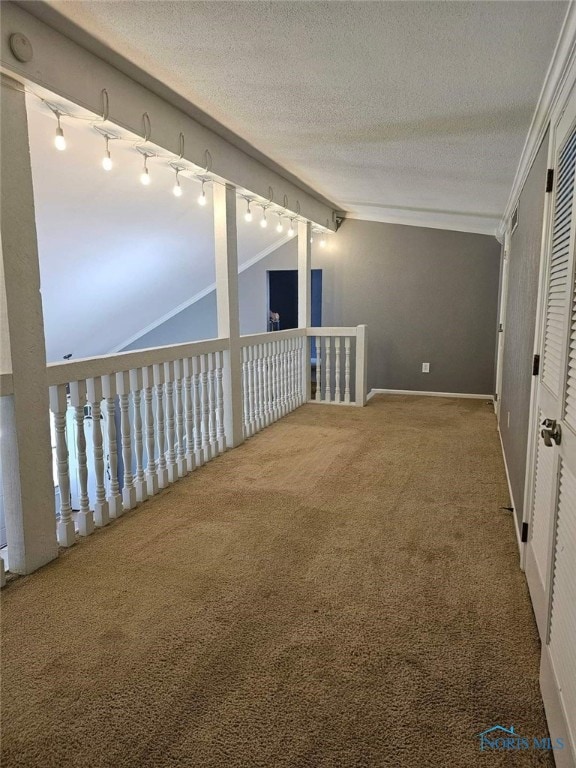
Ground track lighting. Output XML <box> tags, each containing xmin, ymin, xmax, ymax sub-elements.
<box><xmin>276</xmin><ymin>213</ymin><xmax>284</xmax><ymax>233</ymax></box>
<box><xmin>101</xmin><ymin>135</ymin><xmax>113</xmax><ymax>171</ymax></box>
<box><xmin>172</xmin><ymin>168</ymin><xmax>183</xmax><ymax>197</ymax></box>
<box><xmin>140</xmin><ymin>155</ymin><xmax>151</xmax><ymax>186</ymax></box>
<box><xmin>260</xmin><ymin>207</ymin><xmax>268</xmax><ymax>228</ymax></box>
<box><xmin>244</xmin><ymin>199</ymin><xmax>253</xmax><ymax>223</ymax></box>
<box><xmin>54</xmin><ymin>111</ymin><xmax>66</xmax><ymax>151</ymax></box>
<box><xmin>198</xmin><ymin>180</ymin><xmax>207</xmax><ymax>206</ymax></box>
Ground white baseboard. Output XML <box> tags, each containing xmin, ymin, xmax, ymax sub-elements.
<box><xmin>497</xmin><ymin>424</ymin><xmax>524</xmax><ymax>564</ymax></box>
<box><xmin>368</xmin><ymin>388</ymin><xmax>494</xmax><ymax>400</ymax></box>
<box><xmin>540</xmin><ymin>645</ymin><xmax>576</xmax><ymax>768</ymax></box>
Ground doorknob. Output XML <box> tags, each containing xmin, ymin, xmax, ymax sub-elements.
<box><xmin>541</xmin><ymin>418</ymin><xmax>562</xmax><ymax>447</ymax></box>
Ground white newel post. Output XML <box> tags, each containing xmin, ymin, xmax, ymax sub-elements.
<box><xmin>0</xmin><ymin>76</ymin><xmax>58</xmax><ymax>574</ymax></box>
<box><xmin>116</xmin><ymin>371</ymin><xmax>136</xmax><ymax>510</ymax></box>
<box><xmin>69</xmin><ymin>380</ymin><xmax>94</xmax><ymax>536</ymax></box>
<box><xmin>355</xmin><ymin>325</ymin><xmax>368</xmax><ymax>406</ymax></box>
<box><xmin>213</xmin><ymin>183</ymin><xmax>243</xmax><ymax>448</ymax></box>
<box><xmin>298</xmin><ymin>220</ymin><xmax>312</xmax><ymax>402</ymax></box>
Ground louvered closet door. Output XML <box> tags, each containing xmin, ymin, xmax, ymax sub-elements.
<box><xmin>526</xmin><ymin>84</ymin><xmax>576</xmax><ymax>763</ymax></box>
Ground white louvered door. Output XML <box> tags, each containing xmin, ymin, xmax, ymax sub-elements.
<box><xmin>525</xmin><ymin>83</ymin><xmax>576</xmax><ymax>764</ymax></box>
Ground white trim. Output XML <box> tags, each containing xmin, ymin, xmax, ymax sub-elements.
<box><xmin>498</xmin><ymin>2</ymin><xmax>576</xmax><ymax>238</ymax></box>
<box><xmin>368</xmin><ymin>388</ymin><xmax>493</xmax><ymax>400</ymax></box>
<box><xmin>497</xmin><ymin>425</ymin><xmax>524</xmax><ymax>561</ymax></box>
<box><xmin>110</xmin><ymin>235</ymin><xmax>292</xmax><ymax>353</ymax></box>
<box><xmin>344</xmin><ymin>209</ymin><xmax>498</xmax><ymax>236</ymax></box>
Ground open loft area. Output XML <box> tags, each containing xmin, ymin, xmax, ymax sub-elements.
<box><xmin>1</xmin><ymin>2</ymin><xmax>576</xmax><ymax>767</ymax></box>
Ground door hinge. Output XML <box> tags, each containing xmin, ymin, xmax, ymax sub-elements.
<box><xmin>546</xmin><ymin>169</ymin><xmax>554</xmax><ymax>193</ymax></box>
<box><xmin>521</xmin><ymin>522</ymin><xmax>529</xmax><ymax>543</ymax></box>
<box><xmin>533</xmin><ymin>354</ymin><xmax>540</xmax><ymax>376</ymax></box>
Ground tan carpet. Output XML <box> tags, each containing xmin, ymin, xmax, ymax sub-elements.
<box><xmin>1</xmin><ymin>396</ymin><xmax>551</xmax><ymax>767</ymax></box>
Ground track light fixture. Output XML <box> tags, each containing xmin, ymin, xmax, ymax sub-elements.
<box><xmin>244</xmin><ymin>199</ymin><xmax>253</xmax><ymax>223</ymax></box>
<box><xmin>172</xmin><ymin>168</ymin><xmax>183</xmax><ymax>197</ymax></box>
<box><xmin>54</xmin><ymin>111</ymin><xmax>66</xmax><ymax>151</ymax></box>
<box><xmin>198</xmin><ymin>179</ymin><xmax>207</xmax><ymax>206</ymax></box>
<box><xmin>101</xmin><ymin>135</ymin><xmax>113</xmax><ymax>171</ymax></box>
<box><xmin>260</xmin><ymin>206</ymin><xmax>268</xmax><ymax>228</ymax></box>
<box><xmin>140</xmin><ymin>155</ymin><xmax>151</xmax><ymax>186</ymax></box>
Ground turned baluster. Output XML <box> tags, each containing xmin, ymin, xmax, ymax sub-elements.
<box><xmin>129</xmin><ymin>368</ymin><xmax>148</xmax><ymax>503</ymax></box>
<box><xmin>183</xmin><ymin>358</ymin><xmax>196</xmax><ymax>473</ymax></box>
<box><xmin>142</xmin><ymin>366</ymin><xmax>159</xmax><ymax>496</ymax></box>
<box><xmin>86</xmin><ymin>378</ymin><xmax>110</xmax><ymax>526</ymax></box>
<box><xmin>216</xmin><ymin>350</ymin><xmax>226</xmax><ymax>453</ymax></box>
<box><xmin>315</xmin><ymin>336</ymin><xmax>322</xmax><ymax>402</ymax></box>
<box><xmin>324</xmin><ymin>337</ymin><xmax>332</xmax><ymax>403</ymax></box>
<box><xmin>344</xmin><ymin>337</ymin><xmax>351</xmax><ymax>404</ymax></box>
<box><xmin>153</xmin><ymin>364</ymin><xmax>169</xmax><ymax>488</ymax></box>
<box><xmin>163</xmin><ymin>361</ymin><xmax>178</xmax><ymax>483</ymax></box>
<box><xmin>242</xmin><ymin>346</ymin><xmax>250</xmax><ymax>438</ymax></box>
<box><xmin>49</xmin><ymin>384</ymin><xmax>75</xmax><ymax>546</ymax></box>
<box><xmin>115</xmin><ymin>371</ymin><xmax>136</xmax><ymax>510</ymax></box>
<box><xmin>265</xmin><ymin>342</ymin><xmax>274</xmax><ymax>426</ymax></box>
<box><xmin>174</xmin><ymin>359</ymin><xmax>188</xmax><ymax>477</ymax></box>
<box><xmin>207</xmin><ymin>353</ymin><xmax>218</xmax><ymax>455</ymax></box>
<box><xmin>257</xmin><ymin>344</ymin><xmax>266</xmax><ymax>431</ymax></box>
<box><xmin>200</xmin><ymin>354</ymin><xmax>212</xmax><ymax>461</ymax></box>
<box><xmin>247</xmin><ymin>345</ymin><xmax>256</xmax><ymax>436</ymax></box>
<box><xmin>334</xmin><ymin>336</ymin><xmax>341</xmax><ymax>403</ymax></box>
<box><xmin>192</xmin><ymin>356</ymin><xmax>204</xmax><ymax>466</ymax></box>
<box><xmin>69</xmin><ymin>380</ymin><xmax>94</xmax><ymax>536</ymax></box>
<box><xmin>271</xmin><ymin>340</ymin><xmax>279</xmax><ymax>421</ymax></box>
<box><xmin>102</xmin><ymin>375</ymin><xmax>122</xmax><ymax>518</ymax></box>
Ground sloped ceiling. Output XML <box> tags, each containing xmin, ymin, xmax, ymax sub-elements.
<box><xmin>34</xmin><ymin>0</ymin><xmax>569</xmax><ymax>234</ymax></box>
<box><xmin>27</xmin><ymin>99</ymin><xmax>289</xmax><ymax>362</ymax></box>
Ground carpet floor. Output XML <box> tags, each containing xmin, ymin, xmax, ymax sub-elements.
<box><xmin>1</xmin><ymin>395</ymin><xmax>551</xmax><ymax>767</ymax></box>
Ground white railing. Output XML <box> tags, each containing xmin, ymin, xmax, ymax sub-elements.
<box><xmin>308</xmin><ymin>326</ymin><xmax>367</xmax><ymax>406</ymax></box>
<box><xmin>0</xmin><ymin>325</ymin><xmax>367</xmax><ymax>582</ymax></box>
<box><xmin>240</xmin><ymin>329</ymin><xmax>306</xmax><ymax>437</ymax></box>
<box><xmin>45</xmin><ymin>338</ymin><xmax>228</xmax><ymax>547</ymax></box>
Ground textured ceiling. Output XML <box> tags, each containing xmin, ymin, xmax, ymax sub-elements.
<box><xmin>27</xmin><ymin>98</ymin><xmax>289</xmax><ymax>361</ymax></box>
<box><xmin>39</xmin><ymin>0</ymin><xmax>568</xmax><ymax>234</ymax></box>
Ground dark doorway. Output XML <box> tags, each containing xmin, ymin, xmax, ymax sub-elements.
<box><xmin>267</xmin><ymin>269</ymin><xmax>322</xmax><ymax>331</ymax></box>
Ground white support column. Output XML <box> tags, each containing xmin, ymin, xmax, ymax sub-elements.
<box><xmin>355</xmin><ymin>325</ymin><xmax>368</xmax><ymax>407</ymax></box>
<box><xmin>0</xmin><ymin>76</ymin><xmax>58</xmax><ymax>574</ymax></box>
<box><xmin>298</xmin><ymin>220</ymin><xmax>312</xmax><ymax>402</ymax></box>
<box><xmin>213</xmin><ymin>182</ymin><xmax>244</xmax><ymax>448</ymax></box>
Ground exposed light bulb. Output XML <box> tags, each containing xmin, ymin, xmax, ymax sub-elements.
<box><xmin>276</xmin><ymin>213</ymin><xmax>284</xmax><ymax>233</ymax></box>
<box><xmin>102</xmin><ymin>152</ymin><xmax>113</xmax><ymax>171</ymax></box>
<box><xmin>198</xmin><ymin>181</ymin><xmax>207</xmax><ymax>206</ymax></box>
<box><xmin>260</xmin><ymin>214</ymin><xmax>268</xmax><ymax>229</ymax></box>
<box><xmin>320</xmin><ymin>237</ymin><xmax>327</xmax><ymax>248</ymax></box>
<box><xmin>54</xmin><ymin>113</ymin><xmax>66</xmax><ymax>151</ymax></box>
<box><xmin>310</xmin><ymin>237</ymin><xmax>314</xmax><ymax>244</ymax></box>
<box><xmin>172</xmin><ymin>168</ymin><xmax>183</xmax><ymax>197</ymax></box>
<box><xmin>140</xmin><ymin>156</ymin><xmax>151</xmax><ymax>185</ymax></box>
<box><xmin>244</xmin><ymin>200</ymin><xmax>253</xmax><ymax>222</ymax></box>
<box><xmin>287</xmin><ymin>224</ymin><xmax>295</xmax><ymax>237</ymax></box>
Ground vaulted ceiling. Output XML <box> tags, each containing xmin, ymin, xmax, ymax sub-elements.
<box><xmin>32</xmin><ymin>0</ymin><xmax>569</xmax><ymax>234</ymax></box>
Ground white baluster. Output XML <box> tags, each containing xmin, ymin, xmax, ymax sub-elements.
<box><xmin>86</xmin><ymin>378</ymin><xmax>110</xmax><ymax>527</ymax></box>
<box><xmin>116</xmin><ymin>371</ymin><xmax>136</xmax><ymax>510</ymax></box>
<box><xmin>102</xmin><ymin>375</ymin><xmax>122</xmax><ymax>518</ymax></box>
<box><xmin>265</xmin><ymin>342</ymin><xmax>273</xmax><ymax>426</ymax></box>
<box><xmin>242</xmin><ymin>346</ymin><xmax>250</xmax><ymax>438</ymax></box>
<box><xmin>216</xmin><ymin>350</ymin><xmax>226</xmax><ymax>453</ymax></box>
<box><xmin>129</xmin><ymin>368</ymin><xmax>148</xmax><ymax>503</ymax></box>
<box><xmin>334</xmin><ymin>336</ymin><xmax>341</xmax><ymax>403</ymax></box>
<box><xmin>69</xmin><ymin>381</ymin><xmax>94</xmax><ymax>536</ymax></box>
<box><xmin>344</xmin><ymin>337</ymin><xmax>351</xmax><ymax>404</ymax></box>
<box><xmin>247</xmin><ymin>345</ymin><xmax>256</xmax><ymax>436</ymax></box>
<box><xmin>208</xmin><ymin>353</ymin><xmax>218</xmax><ymax>456</ymax></box>
<box><xmin>154</xmin><ymin>364</ymin><xmax>169</xmax><ymax>488</ymax></box>
<box><xmin>324</xmin><ymin>337</ymin><xmax>332</xmax><ymax>403</ymax></box>
<box><xmin>183</xmin><ymin>358</ymin><xmax>196</xmax><ymax>473</ymax></box>
<box><xmin>270</xmin><ymin>340</ymin><xmax>279</xmax><ymax>421</ymax></box>
<box><xmin>163</xmin><ymin>361</ymin><xmax>178</xmax><ymax>483</ymax></box>
<box><xmin>142</xmin><ymin>366</ymin><xmax>159</xmax><ymax>496</ymax></box>
<box><xmin>192</xmin><ymin>356</ymin><xmax>204</xmax><ymax>466</ymax></box>
<box><xmin>257</xmin><ymin>344</ymin><xmax>266</xmax><ymax>430</ymax></box>
<box><xmin>200</xmin><ymin>354</ymin><xmax>211</xmax><ymax>460</ymax></box>
<box><xmin>174</xmin><ymin>360</ymin><xmax>188</xmax><ymax>477</ymax></box>
<box><xmin>49</xmin><ymin>384</ymin><xmax>75</xmax><ymax>546</ymax></box>
<box><xmin>315</xmin><ymin>336</ymin><xmax>322</xmax><ymax>402</ymax></box>
<box><xmin>290</xmin><ymin>337</ymin><xmax>297</xmax><ymax>411</ymax></box>
<box><xmin>282</xmin><ymin>339</ymin><xmax>289</xmax><ymax>416</ymax></box>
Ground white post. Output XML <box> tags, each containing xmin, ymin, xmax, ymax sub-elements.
<box><xmin>153</xmin><ymin>364</ymin><xmax>169</xmax><ymax>488</ymax></box>
<box><xmin>213</xmin><ymin>183</ymin><xmax>243</xmax><ymax>448</ymax></box>
<box><xmin>173</xmin><ymin>359</ymin><xmax>188</xmax><ymax>477</ymax></box>
<box><xmin>0</xmin><ymin>76</ymin><xmax>58</xmax><ymax>573</ymax></box>
<box><xmin>86</xmin><ymin>377</ymin><xmax>110</xmax><ymax>527</ymax></box>
<box><xmin>355</xmin><ymin>325</ymin><xmax>368</xmax><ymax>406</ymax></box>
<box><xmin>102</xmin><ymin>375</ymin><xmax>122</xmax><ymax>517</ymax></box>
<box><xmin>130</xmin><ymin>368</ymin><xmax>148</xmax><ymax>503</ymax></box>
<box><xmin>298</xmin><ymin>220</ymin><xmax>312</xmax><ymax>402</ymax></box>
<box><xmin>69</xmin><ymin>380</ymin><xmax>94</xmax><ymax>536</ymax></box>
<box><xmin>163</xmin><ymin>361</ymin><xmax>178</xmax><ymax>483</ymax></box>
<box><xmin>142</xmin><ymin>366</ymin><xmax>159</xmax><ymax>496</ymax></box>
<box><xmin>49</xmin><ymin>384</ymin><xmax>75</xmax><ymax>547</ymax></box>
<box><xmin>116</xmin><ymin>371</ymin><xmax>136</xmax><ymax>510</ymax></box>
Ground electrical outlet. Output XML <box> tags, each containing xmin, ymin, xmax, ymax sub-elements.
<box><xmin>422</xmin><ymin>362</ymin><xmax>430</xmax><ymax>373</ymax></box>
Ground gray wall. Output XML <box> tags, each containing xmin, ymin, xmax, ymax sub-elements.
<box><xmin>125</xmin><ymin>219</ymin><xmax>501</xmax><ymax>396</ymax></box>
<box><xmin>499</xmin><ymin>132</ymin><xmax>549</xmax><ymax>525</ymax></box>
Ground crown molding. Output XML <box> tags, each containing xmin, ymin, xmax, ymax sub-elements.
<box><xmin>498</xmin><ymin>1</ymin><xmax>576</xmax><ymax>238</ymax></box>
<box><xmin>344</xmin><ymin>208</ymin><xmax>499</xmax><ymax>237</ymax></box>
<box><xmin>109</xmin><ymin>235</ymin><xmax>293</xmax><ymax>353</ymax></box>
